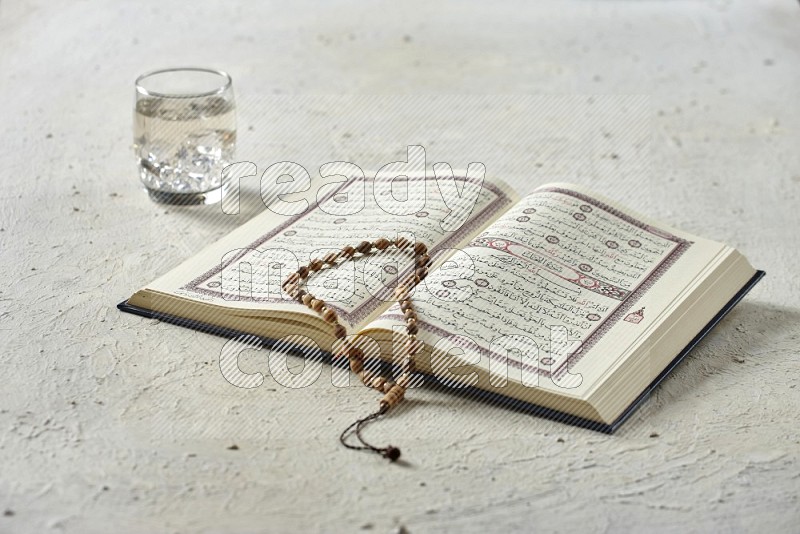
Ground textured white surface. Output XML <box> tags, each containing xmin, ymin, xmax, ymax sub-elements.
<box><xmin>1</xmin><ymin>1</ymin><xmax>799</xmax><ymax>532</ymax></box>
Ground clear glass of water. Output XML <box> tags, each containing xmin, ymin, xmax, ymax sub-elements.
<box><xmin>134</xmin><ymin>67</ymin><xmax>235</xmax><ymax>205</ymax></box>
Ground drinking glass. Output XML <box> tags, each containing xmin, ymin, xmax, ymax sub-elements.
<box><xmin>134</xmin><ymin>67</ymin><xmax>236</xmax><ymax>205</ymax></box>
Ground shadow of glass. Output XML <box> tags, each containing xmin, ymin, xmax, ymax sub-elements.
<box><xmin>164</xmin><ymin>183</ymin><xmax>275</xmax><ymax>236</ymax></box>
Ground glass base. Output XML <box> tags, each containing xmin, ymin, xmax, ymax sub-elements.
<box><xmin>146</xmin><ymin>185</ymin><xmax>225</xmax><ymax>206</ymax></box>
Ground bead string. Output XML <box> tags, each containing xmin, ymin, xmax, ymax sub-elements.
<box><xmin>282</xmin><ymin>236</ymin><xmax>431</xmax><ymax>462</ymax></box>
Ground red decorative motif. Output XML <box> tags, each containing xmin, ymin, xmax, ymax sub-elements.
<box><xmin>624</xmin><ymin>307</ymin><xmax>645</xmax><ymax>324</ymax></box>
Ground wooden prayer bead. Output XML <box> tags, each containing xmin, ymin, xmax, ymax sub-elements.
<box><xmin>309</xmin><ymin>259</ymin><xmax>324</xmax><ymax>271</ymax></box>
<box><xmin>414</xmin><ymin>242</ymin><xmax>427</xmax><ymax>256</ymax></box>
<box><xmin>348</xmin><ymin>346</ymin><xmax>364</xmax><ymax>361</ymax></box>
<box><xmin>371</xmin><ymin>376</ymin><xmax>387</xmax><ymax>391</ymax></box>
<box><xmin>415</xmin><ymin>267</ymin><xmax>428</xmax><ymax>280</ymax></box>
<box><xmin>406</xmin><ymin>322</ymin><xmax>418</xmax><ymax>335</ymax></box>
<box><xmin>396</xmin><ymin>374</ymin><xmax>411</xmax><ymax>388</ymax></box>
<box><xmin>333</xmin><ymin>324</ymin><xmax>347</xmax><ymax>339</ymax></box>
<box><xmin>341</xmin><ymin>245</ymin><xmax>355</xmax><ymax>258</ymax></box>
<box><xmin>395</xmin><ymin>236</ymin><xmax>410</xmax><ymax>250</ymax></box>
<box><xmin>400</xmin><ymin>299</ymin><xmax>413</xmax><ymax>312</ymax></box>
<box><xmin>301</xmin><ymin>293</ymin><xmax>314</xmax><ymax>306</ymax></box>
<box><xmin>284</xmin><ymin>282</ymin><xmax>299</xmax><ymax>296</ymax></box>
<box><xmin>373</xmin><ymin>237</ymin><xmax>390</xmax><ymax>250</ymax></box>
<box><xmin>350</xmin><ymin>359</ymin><xmax>364</xmax><ymax>374</ymax></box>
<box><xmin>381</xmin><ymin>385</ymin><xmax>405</xmax><ymax>409</ymax></box>
<box><xmin>359</xmin><ymin>369</ymin><xmax>376</xmax><ymax>386</ymax></box>
<box><xmin>403</xmin><ymin>309</ymin><xmax>416</xmax><ymax>321</ymax></box>
<box><xmin>297</xmin><ymin>266</ymin><xmax>309</xmax><ymax>278</ymax></box>
<box><xmin>356</xmin><ymin>240</ymin><xmax>372</xmax><ymax>254</ymax></box>
<box><xmin>283</xmin><ymin>272</ymin><xmax>300</xmax><ymax>287</ymax></box>
<box><xmin>323</xmin><ymin>252</ymin><xmax>339</xmax><ymax>265</ymax></box>
<box><xmin>311</xmin><ymin>299</ymin><xmax>324</xmax><ymax>312</ymax></box>
<box><xmin>334</xmin><ymin>343</ymin><xmax>354</xmax><ymax>362</ymax></box>
<box><xmin>394</xmin><ymin>286</ymin><xmax>409</xmax><ymax>300</ymax></box>
<box><xmin>322</xmin><ymin>308</ymin><xmax>337</xmax><ymax>323</ymax></box>
<box><xmin>403</xmin><ymin>274</ymin><xmax>420</xmax><ymax>287</ymax></box>
<box><xmin>416</xmin><ymin>253</ymin><xmax>430</xmax><ymax>267</ymax></box>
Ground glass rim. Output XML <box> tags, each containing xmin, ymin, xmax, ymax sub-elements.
<box><xmin>135</xmin><ymin>67</ymin><xmax>232</xmax><ymax>99</ymax></box>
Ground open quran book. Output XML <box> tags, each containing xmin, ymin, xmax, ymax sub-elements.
<box><xmin>119</xmin><ymin>173</ymin><xmax>763</xmax><ymax>431</ymax></box>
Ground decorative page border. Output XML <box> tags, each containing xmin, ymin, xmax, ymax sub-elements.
<box><xmin>182</xmin><ymin>175</ymin><xmax>514</xmax><ymax>325</ymax></box>
<box><xmin>383</xmin><ymin>187</ymin><xmax>692</xmax><ymax>379</ymax></box>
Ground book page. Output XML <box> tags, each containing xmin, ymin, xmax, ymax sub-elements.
<box><xmin>141</xmin><ymin>173</ymin><xmax>518</xmax><ymax>329</ymax></box>
<box><xmin>363</xmin><ymin>183</ymin><xmax>731</xmax><ymax>394</ymax></box>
